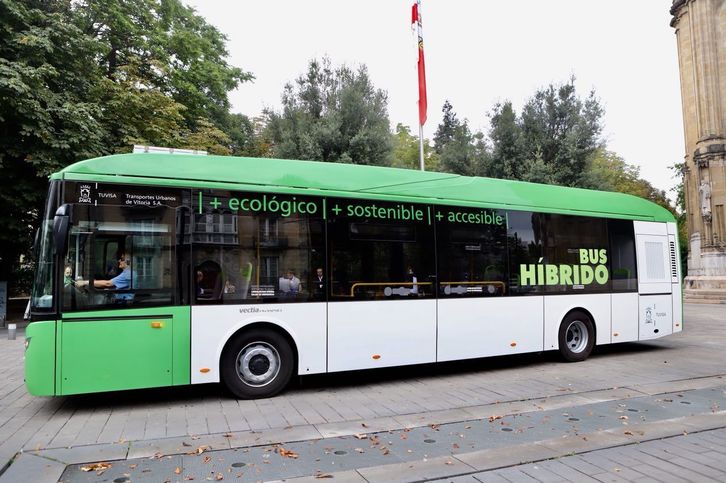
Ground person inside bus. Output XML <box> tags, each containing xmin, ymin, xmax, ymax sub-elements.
<box><xmin>279</xmin><ymin>270</ymin><xmax>301</xmax><ymax>297</ymax></box>
<box><xmin>407</xmin><ymin>266</ymin><xmax>418</xmax><ymax>295</ymax></box>
<box><xmin>77</xmin><ymin>253</ymin><xmax>133</xmax><ymax>301</ymax></box>
<box><xmin>313</xmin><ymin>267</ymin><xmax>325</xmax><ymax>299</ymax></box>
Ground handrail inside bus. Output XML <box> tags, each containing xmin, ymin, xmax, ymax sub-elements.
<box><xmin>349</xmin><ymin>281</ymin><xmax>433</xmax><ymax>297</ymax></box>
<box><xmin>441</xmin><ymin>281</ymin><xmax>507</xmax><ymax>294</ymax></box>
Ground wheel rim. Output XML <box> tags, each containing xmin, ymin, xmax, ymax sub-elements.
<box><xmin>565</xmin><ymin>320</ymin><xmax>589</xmax><ymax>354</ymax></box>
<box><xmin>236</xmin><ymin>342</ymin><xmax>280</xmax><ymax>387</ymax></box>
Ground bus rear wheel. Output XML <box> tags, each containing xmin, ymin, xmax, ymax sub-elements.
<box><xmin>221</xmin><ymin>329</ymin><xmax>294</xmax><ymax>399</ymax></box>
<box><xmin>558</xmin><ymin>311</ymin><xmax>595</xmax><ymax>362</ymax></box>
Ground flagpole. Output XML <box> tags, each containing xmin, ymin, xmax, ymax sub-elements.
<box><xmin>416</xmin><ymin>0</ymin><xmax>425</xmax><ymax>171</ymax></box>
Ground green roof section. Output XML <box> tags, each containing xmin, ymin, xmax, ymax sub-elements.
<box><xmin>56</xmin><ymin>153</ymin><xmax>675</xmax><ymax>222</ymax></box>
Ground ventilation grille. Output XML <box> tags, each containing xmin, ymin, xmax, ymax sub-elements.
<box><xmin>669</xmin><ymin>240</ymin><xmax>678</xmax><ymax>279</ymax></box>
<box><xmin>645</xmin><ymin>241</ymin><xmax>666</xmax><ymax>280</ymax></box>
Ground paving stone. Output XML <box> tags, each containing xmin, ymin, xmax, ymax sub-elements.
<box><xmin>356</xmin><ymin>455</ymin><xmax>474</xmax><ymax>483</ymax></box>
<box><xmin>0</xmin><ymin>453</ymin><xmax>65</xmax><ymax>483</ymax></box>
<box><xmin>126</xmin><ymin>432</ymin><xmax>231</xmax><ymax>459</ymax></box>
<box><xmin>33</xmin><ymin>441</ymin><xmax>129</xmax><ymax>465</ymax></box>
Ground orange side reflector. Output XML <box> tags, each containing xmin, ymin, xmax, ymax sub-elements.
<box><xmin>372</xmin><ymin>354</ymin><xmax>381</xmax><ymax>360</ymax></box>
<box><xmin>200</xmin><ymin>368</ymin><xmax>210</xmax><ymax>373</ymax></box>
<box><xmin>151</xmin><ymin>321</ymin><xmax>163</xmax><ymax>329</ymax></box>
<box><xmin>510</xmin><ymin>342</ymin><xmax>517</xmax><ymax>347</ymax></box>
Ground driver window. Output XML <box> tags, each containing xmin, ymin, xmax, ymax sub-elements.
<box><xmin>61</xmin><ymin>186</ymin><xmax>179</xmax><ymax>312</ymax></box>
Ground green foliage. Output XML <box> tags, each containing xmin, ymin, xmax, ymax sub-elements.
<box><xmin>433</xmin><ymin>100</ymin><xmax>458</xmax><ymax>154</ymax></box>
<box><xmin>0</xmin><ymin>0</ymin><xmax>248</xmax><ymax>293</ymax></box>
<box><xmin>391</xmin><ymin>123</ymin><xmax>439</xmax><ymax>171</ymax></box>
<box><xmin>265</xmin><ymin>57</ymin><xmax>393</xmax><ymax>166</ymax></box>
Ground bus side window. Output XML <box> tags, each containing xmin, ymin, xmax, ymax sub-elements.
<box><xmin>327</xmin><ymin>199</ymin><xmax>436</xmax><ymax>301</ymax></box>
<box><xmin>192</xmin><ymin>190</ymin><xmax>325</xmax><ymax>305</ymax></box>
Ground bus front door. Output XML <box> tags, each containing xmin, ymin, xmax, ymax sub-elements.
<box><xmin>58</xmin><ymin>309</ymin><xmax>175</xmax><ymax>395</ymax></box>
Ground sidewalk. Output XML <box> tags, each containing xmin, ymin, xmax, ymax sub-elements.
<box><xmin>0</xmin><ymin>304</ymin><xmax>725</xmax><ymax>482</ymax></box>
<box><xmin>43</xmin><ymin>382</ymin><xmax>726</xmax><ymax>482</ymax></box>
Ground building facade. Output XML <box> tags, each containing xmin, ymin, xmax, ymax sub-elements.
<box><xmin>671</xmin><ymin>0</ymin><xmax>726</xmax><ymax>300</ymax></box>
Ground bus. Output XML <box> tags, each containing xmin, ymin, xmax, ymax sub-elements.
<box><xmin>25</xmin><ymin>152</ymin><xmax>682</xmax><ymax>399</ymax></box>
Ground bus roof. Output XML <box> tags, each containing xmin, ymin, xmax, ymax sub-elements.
<box><xmin>55</xmin><ymin>153</ymin><xmax>675</xmax><ymax>222</ymax></box>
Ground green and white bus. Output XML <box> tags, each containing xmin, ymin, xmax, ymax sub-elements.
<box><xmin>26</xmin><ymin>152</ymin><xmax>682</xmax><ymax>399</ymax></box>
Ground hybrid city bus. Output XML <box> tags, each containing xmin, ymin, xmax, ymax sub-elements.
<box><xmin>26</xmin><ymin>152</ymin><xmax>682</xmax><ymax>399</ymax></box>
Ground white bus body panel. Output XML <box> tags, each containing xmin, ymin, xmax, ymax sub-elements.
<box><xmin>190</xmin><ymin>303</ymin><xmax>327</xmax><ymax>384</ymax></box>
<box><xmin>633</xmin><ymin>220</ymin><xmax>676</xmax><ymax>340</ymax></box>
<box><xmin>544</xmin><ymin>294</ymin><xmax>611</xmax><ymax>350</ymax></box>
<box><xmin>638</xmin><ymin>294</ymin><xmax>673</xmax><ymax>340</ymax></box>
<box><xmin>633</xmin><ymin>221</ymin><xmax>672</xmax><ymax>295</ymax></box>
<box><xmin>437</xmin><ymin>296</ymin><xmax>543</xmax><ymax>362</ymax></box>
<box><xmin>611</xmin><ymin>292</ymin><xmax>639</xmax><ymax>343</ymax></box>
<box><xmin>328</xmin><ymin>300</ymin><xmax>436</xmax><ymax>372</ymax></box>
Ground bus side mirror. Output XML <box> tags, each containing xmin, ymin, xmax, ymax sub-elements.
<box><xmin>53</xmin><ymin>204</ymin><xmax>72</xmax><ymax>256</ymax></box>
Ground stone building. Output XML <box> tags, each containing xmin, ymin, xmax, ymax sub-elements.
<box><xmin>670</xmin><ymin>0</ymin><xmax>726</xmax><ymax>302</ymax></box>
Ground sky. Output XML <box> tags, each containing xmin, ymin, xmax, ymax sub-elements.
<box><xmin>185</xmin><ymin>0</ymin><xmax>684</xmax><ymax>198</ymax></box>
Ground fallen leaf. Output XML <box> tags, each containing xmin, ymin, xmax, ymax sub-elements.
<box><xmin>624</xmin><ymin>431</ymin><xmax>633</xmax><ymax>436</ymax></box>
<box><xmin>196</xmin><ymin>445</ymin><xmax>210</xmax><ymax>455</ymax></box>
<box><xmin>175</xmin><ymin>467</ymin><xmax>182</xmax><ymax>474</ymax></box>
<box><xmin>182</xmin><ymin>441</ymin><xmax>192</xmax><ymax>447</ymax></box>
<box><xmin>277</xmin><ymin>447</ymin><xmax>299</xmax><ymax>459</ymax></box>
<box><xmin>464</xmin><ymin>425</ymin><xmax>471</xmax><ymax>429</ymax></box>
<box><xmin>354</xmin><ymin>433</ymin><xmax>367</xmax><ymax>440</ymax></box>
<box><xmin>354</xmin><ymin>448</ymin><xmax>365</xmax><ymax>453</ymax></box>
<box><xmin>223</xmin><ymin>433</ymin><xmax>233</xmax><ymax>438</ymax></box>
<box><xmin>619</xmin><ymin>416</ymin><xmax>629</xmax><ymax>420</ymax></box>
<box><xmin>129</xmin><ymin>464</ymin><xmax>137</xmax><ymax>469</ymax></box>
<box><xmin>361</xmin><ymin>423</ymin><xmax>369</xmax><ymax>428</ymax></box>
<box><xmin>314</xmin><ymin>473</ymin><xmax>333</xmax><ymax>479</ymax></box>
<box><xmin>488</xmin><ymin>415</ymin><xmax>503</xmax><ymax>423</ymax></box>
<box><xmin>80</xmin><ymin>462</ymin><xmax>112</xmax><ymax>473</ymax></box>
<box><xmin>452</xmin><ymin>443</ymin><xmax>460</xmax><ymax>449</ymax></box>
<box><xmin>215</xmin><ymin>472</ymin><xmax>224</xmax><ymax>481</ymax></box>
<box><xmin>445</xmin><ymin>460</ymin><xmax>454</xmax><ymax>465</ymax></box>
<box><xmin>430</xmin><ymin>424</ymin><xmax>440</xmax><ymax>430</ymax></box>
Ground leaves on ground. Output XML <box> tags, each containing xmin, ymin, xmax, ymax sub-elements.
<box><xmin>80</xmin><ymin>462</ymin><xmax>112</xmax><ymax>474</ymax></box>
<box><xmin>276</xmin><ymin>446</ymin><xmax>299</xmax><ymax>459</ymax></box>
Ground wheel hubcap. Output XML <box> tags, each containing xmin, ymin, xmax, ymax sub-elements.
<box><xmin>566</xmin><ymin>320</ymin><xmax>589</xmax><ymax>354</ymax></box>
<box><xmin>236</xmin><ymin>342</ymin><xmax>280</xmax><ymax>387</ymax></box>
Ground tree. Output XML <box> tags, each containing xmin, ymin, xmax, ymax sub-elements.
<box><xmin>265</xmin><ymin>57</ymin><xmax>393</xmax><ymax>166</ymax></box>
<box><xmin>0</xmin><ymin>0</ymin><xmax>250</xmax><ymax>294</ymax></box>
<box><xmin>391</xmin><ymin>123</ymin><xmax>439</xmax><ymax>171</ymax></box>
<box><xmin>0</xmin><ymin>0</ymin><xmax>105</xmax><ymax>288</ymax></box>
<box><xmin>433</xmin><ymin>100</ymin><xmax>459</xmax><ymax>154</ymax></box>
<box><xmin>486</xmin><ymin>101</ymin><xmax>525</xmax><ymax>180</ymax></box>
<box><xmin>518</xmin><ymin>78</ymin><xmax>604</xmax><ymax>187</ymax></box>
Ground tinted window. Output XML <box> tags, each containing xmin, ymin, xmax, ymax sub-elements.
<box><xmin>608</xmin><ymin>219</ymin><xmax>638</xmax><ymax>291</ymax></box>
<box><xmin>507</xmin><ymin>211</ymin><xmax>545</xmax><ymax>295</ymax></box>
<box><xmin>328</xmin><ymin>198</ymin><xmax>435</xmax><ymax>300</ymax></box>
<box><xmin>193</xmin><ymin>190</ymin><xmax>325</xmax><ymax>303</ymax></box>
<box><xmin>541</xmin><ymin>215</ymin><xmax>611</xmax><ymax>293</ymax></box>
<box><xmin>435</xmin><ymin>205</ymin><xmax>508</xmax><ymax>297</ymax></box>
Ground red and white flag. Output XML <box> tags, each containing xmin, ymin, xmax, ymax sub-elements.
<box><xmin>411</xmin><ymin>1</ymin><xmax>427</xmax><ymax>126</ymax></box>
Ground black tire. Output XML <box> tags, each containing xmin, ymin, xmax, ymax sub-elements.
<box><xmin>558</xmin><ymin>311</ymin><xmax>595</xmax><ymax>362</ymax></box>
<box><xmin>220</xmin><ymin>329</ymin><xmax>294</xmax><ymax>399</ymax></box>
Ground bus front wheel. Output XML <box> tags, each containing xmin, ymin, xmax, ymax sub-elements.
<box><xmin>221</xmin><ymin>329</ymin><xmax>294</xmax><ymax>399</ymax></box>
<box><xmin>558</xmin><ymin>311</ymin><xmax>595</xmax><ymax>362</ymax></box>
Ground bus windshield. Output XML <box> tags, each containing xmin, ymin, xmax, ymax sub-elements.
<box><xmin>31</xmin><ymin>182</ymin><xmax>59</xmax><ymax>312</ymax></box>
